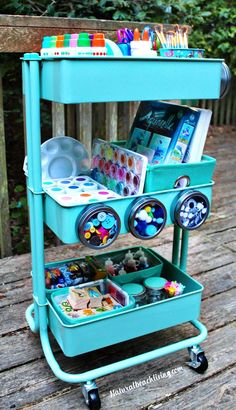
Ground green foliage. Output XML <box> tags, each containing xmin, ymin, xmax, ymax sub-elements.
<box><xmin>1</xmin><ymin>0</ymin><xmax>235</xmax><ymax>71</ymax></box>
<box><xmin>9</xmin><ymin>185</ymin><xmax>30</xmax><ymax>254</ymax></box>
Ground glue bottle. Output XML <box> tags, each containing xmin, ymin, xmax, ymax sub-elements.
<box><xmin>105</xmin><ymin>258</ymin><xmax>115</xmax><ymax>275</ymax></box>
<box><xmin>130</xmin><ymin>28</ymin><xmax>156</xmax><ymax>57</ymax></box>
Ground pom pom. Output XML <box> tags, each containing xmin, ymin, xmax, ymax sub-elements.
<box><xmin>164</xmin><ymin>280</ymin><xmax>185</xmax><ymax>297</ymax></box>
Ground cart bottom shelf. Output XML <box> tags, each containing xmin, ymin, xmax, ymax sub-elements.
<box><xmin>47</xmin><ymin>255</ymin><xmax>203</xmax><ymax>357</ymax></box>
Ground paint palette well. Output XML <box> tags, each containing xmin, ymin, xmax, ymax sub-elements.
<box><xmin>23</xmin><ymin>136</ymin><xmax>90</xmax><ymax>179</ymax></box>
<box><xmin>43</xmin><ymin>176</ymin><xmax>121</xmax><ymax>207</ymax></box>
<box><xmin>91</xmin><ymin>139</ymin><xmax>148</xmax><ymax>196</ymax></box>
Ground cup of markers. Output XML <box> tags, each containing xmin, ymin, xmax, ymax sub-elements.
<box><xmin>116</xmin><ymin>27</ymin><xmax>157</xmax><ymax>57</ymax></box>
<box><xmin>155</xmin><ymin>24</ymin><xmax>204</xmax><ymax>58</ymax></box>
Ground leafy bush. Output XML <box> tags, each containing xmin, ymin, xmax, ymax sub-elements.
<box><xmin>1</xmin><ymin>0</ymin><xmax>235</xmax><ymax>71</ymax></box>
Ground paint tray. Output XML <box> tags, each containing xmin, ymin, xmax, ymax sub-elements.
<box><xmin>91</xmin><ymin>139</ymin><xmax>148</xmax><ymax>196</ymax></box>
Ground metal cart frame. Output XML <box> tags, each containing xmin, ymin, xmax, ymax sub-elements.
<box><xmin>23</xmin><ymin>53</ymin><xmax>222</xmax><ymax>409</ymax></box>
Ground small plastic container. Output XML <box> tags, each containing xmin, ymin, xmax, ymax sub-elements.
<box><xmin>112</xmin><ymin>141</ymin><xmax>216</xmax><ymax>193</ymax></box>
<box><xmin>127</xmin><ymin>197</ymin><xmax>167</xmax><ymax>240</ymax></box>
<box><xmin>76</xmin><ymin>204</ymin><xmax>121</xmax><ymax>249</ymax></box>
<box><xmin>144</xmin><ymin>277</ymin><xmax>167</xmax><ymax>303</ymax></box>
<box><xmin>122</xmin><ymin>283</ymin><xmax>147</xmax><ymax>307</ymax></box>
<box><xmin>173</xmin><ymin>190</ymin><xmax>210</xmax><ymax>230</ymax></box>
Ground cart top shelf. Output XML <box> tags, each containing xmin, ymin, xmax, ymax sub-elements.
<box><xmin>23</xmin><ymin>53</ymin><xmax>223</xmax><ymax>104</ymax></box>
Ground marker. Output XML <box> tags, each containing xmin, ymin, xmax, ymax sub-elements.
<box><xmin>142</xmin><ymin>29</ymin><xmax>149</xmax><ymax>41</ymax></box>
<box><xmin>133</xmin><ymin>28</ymin><xmax>140</xmax><ymax>41</ymax></box>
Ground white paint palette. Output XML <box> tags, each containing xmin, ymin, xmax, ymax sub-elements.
<box><xmin>42</xmin><ymin>176</ymin><xmax>121</xmax><ymax>207</ymax></box>
<box><xmin>24</xmin><ymin>136</ymin><xmax>90</xmax><ymax>179</ymax></box>
<box><xmin>41</xmin><ymin>136</ymin><xmax>90</xmax><ymax>179</ymax></box>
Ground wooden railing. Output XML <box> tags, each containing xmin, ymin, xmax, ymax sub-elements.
<box><xmin>0</xmin><ymin>14</ymin><xmax>235</xmax><ymax>258</ymax></box>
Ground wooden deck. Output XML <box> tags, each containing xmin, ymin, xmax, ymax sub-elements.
<box><xmin>0</xmin><ymin>126</ymin><xmax>236</xmax><ymax>409</ymax></box>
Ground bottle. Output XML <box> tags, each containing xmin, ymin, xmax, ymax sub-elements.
<box><xmin>105</xmin><ymin>257</ymin><xmax>115</xmax><ymax>275</ymax></box>
<box><xmin>134</xmin><ymin>247</ymin><xmax>145</xmax><ymax>259</ymax></box>
<box><xmin>130</xmin><ymin>28</ymin><xmax>157</xmax><ymax>57</ymax></box>
<box><xmin>139</xmin><ymin>255</ymin><xmax>149</xmax><ymax>269</ymax></box>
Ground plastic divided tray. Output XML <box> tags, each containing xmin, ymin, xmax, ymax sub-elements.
<box><xmin>44</xmin><ymin>246</ymin><xmax>164</xmax><ymax>291</ymax></box>
<box><xmin>95</xmin><ymin>246</ymin><xmax>163</xmax><ymax>284</ymax></box>
<box><xmin>51</xmin><ymin>278</ymin><xmax>135</xmax><ymax>324</ymax></box>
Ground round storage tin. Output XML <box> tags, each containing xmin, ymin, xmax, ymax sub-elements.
<box><xmin>144</xmin><ymin>277</ymin><xmax>167</xmax><ymax>303</ymax></box>
<box><xmin>77</xmin><ymin>204</ymin><xmax>121</xmax><ymax>249</ymax></box>
<box><xmin>173</xmin><ymin>190</ymin><xmax>210</xmax><ymax>230</ymax></box>
<box><xmin>127</xmin><ymin>197</ymin><xmax>167</xmax><ymax>240</ymax></box>
<box><xmin>122</xmin><ymin>283</ymin><xmax>146</xmax><ymax>307</ymax></box>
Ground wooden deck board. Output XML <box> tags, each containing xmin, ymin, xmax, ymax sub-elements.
<box><xmin>0</xmin><ymin>126</ymin><xmax>236</xmax><ymax>409</ymax></box>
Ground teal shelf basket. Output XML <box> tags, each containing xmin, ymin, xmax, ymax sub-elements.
<box><xmin>40</xmin><ymin>56</ymin><xmax>223</xmax><ymax>103</ymax></box>
<box><xmin>113</xmin><ymin>141</ymin><xmax>216</xmax><ymax>192</ymax></box>
<box><xmin>43</xmin><ymin>182</ymin><xmax>213</xmax><ymax>244</ymax></box>
<box><xmin>47</xmin><ymin>253</ymin><xmax>203</xmax><ymax>357</ymax></box>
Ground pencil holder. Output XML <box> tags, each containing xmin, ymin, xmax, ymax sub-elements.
<box><xmin>159</xmin><ymin>48</ymin><xmax>205</xmax><ymax>58</ymax></box>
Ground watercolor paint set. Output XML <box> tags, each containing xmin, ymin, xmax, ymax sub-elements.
<box><xmin>91</xmin><ymin>139</ymin><xmax>148</xmax><ymax>197</ymax></box>
<box><xmin>42</xmin><ymin>175</ymin><xmax>121</xmax><ymax>207</ymax></box>
<box><xmin>24</xmin><ymin>135</ymin><xmax>150</xmax><ymax>206</ymax></box>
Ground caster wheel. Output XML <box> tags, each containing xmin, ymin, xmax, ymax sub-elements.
<box><xmin>87</xmin><ymin>389</ymin><xmax>101</xmax><ymax>410</ymax></box>
<box><xmin>189</xmin><ymin>352</ymin><xmax>208</xmax><ymax>374</ymax></box>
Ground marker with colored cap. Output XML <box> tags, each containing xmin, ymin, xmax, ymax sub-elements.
<box><xmin>41</xmin><ymin>31</ymin><xmax>107</xmax><ymax>58</ymax></box>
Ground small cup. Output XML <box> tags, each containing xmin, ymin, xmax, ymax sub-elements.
<box><xmin>66</xmin><ymin>185</ymin><xmax>82</xmax><ymax>195</ymax></box>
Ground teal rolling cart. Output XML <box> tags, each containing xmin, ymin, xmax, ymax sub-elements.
<box><xmin>23</xmin><ymin>53</ymin><xmax>225</xmax><ymax>410</ymax></box>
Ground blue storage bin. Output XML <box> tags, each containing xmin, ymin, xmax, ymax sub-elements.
<box><xmin>44</xmin><ymin>183</ymin><xmax>213</xmax><ymax>244</ymax></box>
<box><xmin>47</xmin><ymin>252</ymin><xmax>204</xmax><ymax>357</ymax></box>
<box><xmin>41</xmin><ymin>56</ymin><xmax>223</xmax><ymax>103</ymax></box>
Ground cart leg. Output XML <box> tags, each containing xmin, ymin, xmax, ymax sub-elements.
<box><xmin>82</xmin><ymin>381</ymin><xmax>101</xmax><ymax>410</ymax></box>
<box><xmin>187</xmin><ymin>344</ymin><xmax>208</xmax><ymax>374</ymax></box>
<box><xmin>180</xmin><ymin>229</ymin><xmax>189</xmax><ymax>272</ymax></box>
<box><xmin>172</xmin><ymin>225</ymin><xmax>181</xmax><ymax>266</ymax></box>
<box><xmin>25</xmin><ymin>303</ymin><xmax>38</xmax><ymax>333</ymax></box>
